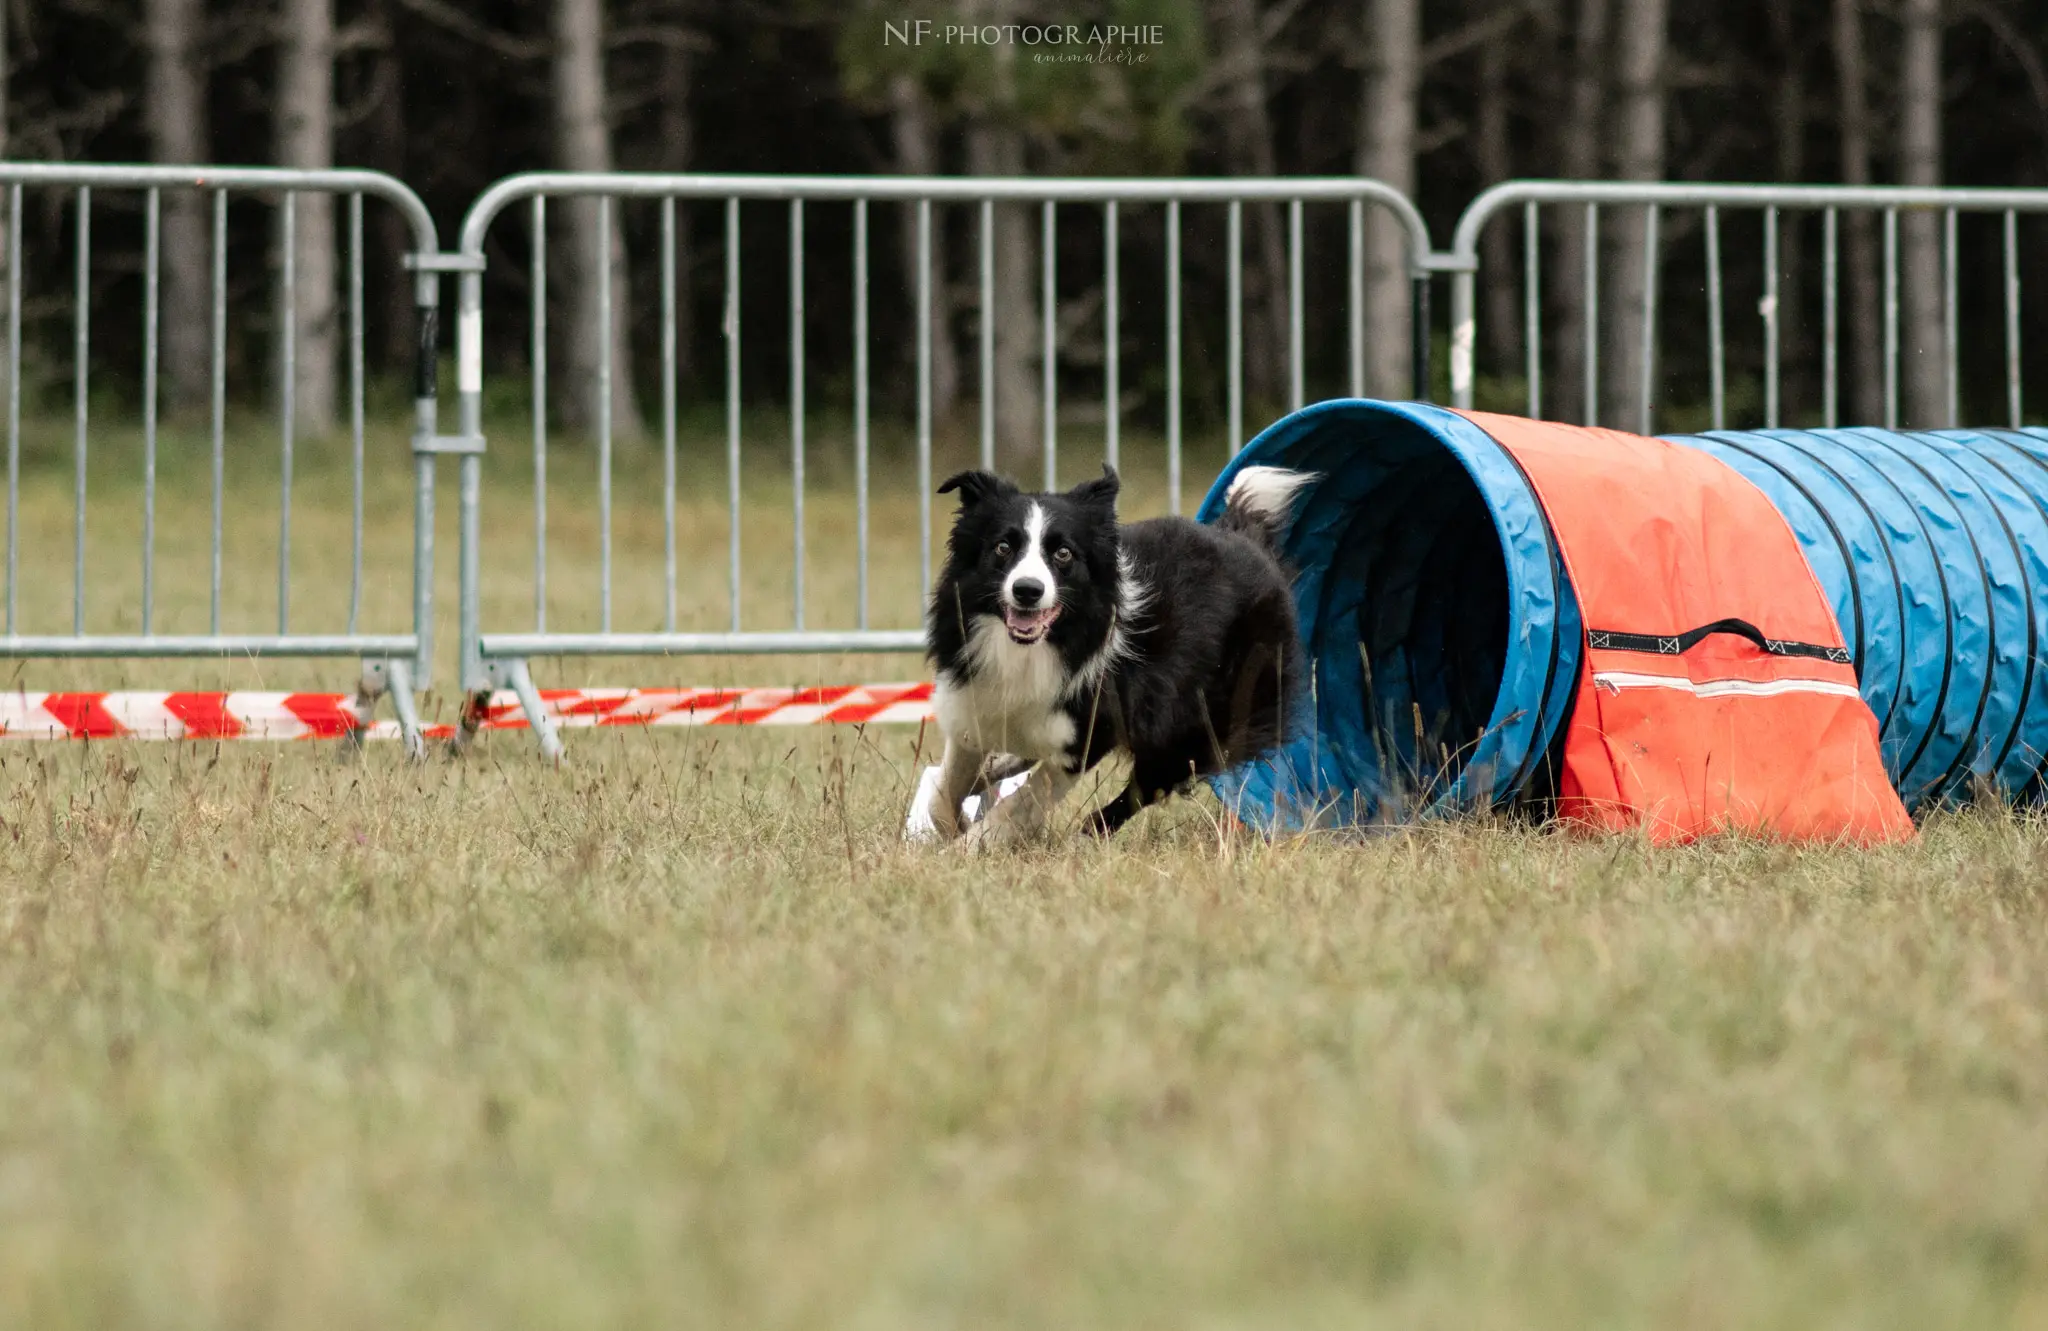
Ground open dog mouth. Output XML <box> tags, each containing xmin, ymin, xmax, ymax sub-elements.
<box><xmin>1002</xmin><ymin>603</ymin><xmax>1062</xmax><ymax>644</ymax></box>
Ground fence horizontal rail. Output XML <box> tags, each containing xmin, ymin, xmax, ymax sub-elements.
<box><xmin>478</xmin><ymin>631</ymin><xmax>929</xmax><ymax>656</ymax></box>
<box><xmin>0</xmin><ymin>634</ymin><xmax>418</xmax><ymax>658</ymax></box>
<box><xmin>460</xmin><ymin>172</ymin><xmax>1434</xmax><ymax>247</ymax></box>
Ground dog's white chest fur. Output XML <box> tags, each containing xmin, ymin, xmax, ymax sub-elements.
<box><xmin>934</xmin><ymin>618</ymin><xmax>1077</xmax><ymax>759</ymax></box>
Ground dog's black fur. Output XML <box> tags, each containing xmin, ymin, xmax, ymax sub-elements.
<box><xmin>926</xmin><ymin>463</ymin><xmax>1308</xmax><ymax>840</ymax></box>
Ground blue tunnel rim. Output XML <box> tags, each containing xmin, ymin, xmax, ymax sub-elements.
<box><xmin>1196</xmin><ymin>398</ymin><xmax>1568</xmax><ymax>818</ymax></box>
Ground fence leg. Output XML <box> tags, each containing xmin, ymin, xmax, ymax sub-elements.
<box><xmin>503</xmin><ymin>657</ymin><xmax>564</xmax><ymax>762</ymax></box>
<box><xmin>384</xmin><ymin>658</ymin><xmax>425</xmax><ymax>762</ymax></box>
<box><xmin>348</xmin><ymin>658</ymin><xmax>425</xmax><ymax>760</ymax></box>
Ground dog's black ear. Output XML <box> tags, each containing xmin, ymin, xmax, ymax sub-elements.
<box><xmin>938</xmin><ymin>470</ymin><xmax>1014</xmax><ymax>508</ymax></box>
<box><xmin>1068</xmin><ymin>463</ymin><xmax>1120</xmax><ymax>513</ymax></box>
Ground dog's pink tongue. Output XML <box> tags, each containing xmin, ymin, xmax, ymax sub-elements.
<box><xmin>1004</xmin><ymin>606</ymin><xmax>1054</xmax><ymax>633</ymax></box>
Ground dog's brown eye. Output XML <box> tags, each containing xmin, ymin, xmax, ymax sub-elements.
<box><xmin>1053</xmin><ymin>547</ymin><xmax>1074</xmax><ymax>565</ymax></box>
<box><xmin>994</xmin><ymin>542</ymin><xmax>1011</xmax><ymax>559</ymax></box>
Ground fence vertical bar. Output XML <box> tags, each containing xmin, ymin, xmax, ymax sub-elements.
<box><xmin>1824</xmin><ymin>208</ymin><xmax>1839</xmax><ymax>428</ymax></box>
<box><xmin>1884</xmin><ymin>207</ymin><xmax>1899</xmax><ymax>429</ymax></box>
<box><xmin>409</xmin><ymin>229</ymin><xmax>439</xmax><ymax>707</ymax></box>
<box><xmin>1287</xmin><ymin>197</ymin><xmax>1304</xmax><ymax>411</ymax></box>
<box><xmin>1104</xmin><ymin>200</ymin><xmax>1119</xmax><ymax>470</ymax></box>
<box><xmin>1348</xmin><ymin>197</ymin><xmax>1365</xmax><ymax>398</ymax></box>
<box><xmin>455</xmin><ymin>250</ymin><xmax>485</xmax><ymax>697</ymax></box>
<box><xmin>1167</xmin><ymin>198</ymin><xmax>1183</xmax><ymax>515</ymax></box>
<box><xmin>1706</xmin><ymin>205</ymin><xmax>1725</xmax><ymax>430</ymax></box>
<box><xmin>2006</xmin><ymin>209</ymin><xmax>2022</xmax><ymax>428</ymax></box>
<box><xmin>597</xmin><ymin>195</ymin><xmax>613</xmax><ymax>634</ymax></box>
<box><xmin>1041</xmin><ymin>200</ymin><xmax>1056</xmax><ymax>490</ymax></box>
<box><xmin>3</xmin><ymin>184</ymin><xmax>17</xmax><ymax>635</ymax></box>
<box><xmin>279</xmin><ymin>191</ymin><xmax>295</xmax><ymax>635</ymax></box>
<box><xmin>661</xmin><ymin>197</ymin><xmax>677</xmax><ymax>632</ymax></box>
<box><xmin>1638</xmin><ymin>202</ymin><xmax>1659</xmax><ymax>435</ymax></box>
<box><xmin>1764</xmin><ymin>206</ymin><xmax>1779</xmax><ymax>429</ymax></box>
<box><xmin>1412</xmin><ymin>276</ymin><xmax>1432</xmax><ymax>402</ymax></box>
<box><xmin>979</xmin><ymin>199</ymin><xmax>994</xmax><ymax>471</ymax></box>
<box><xmin>726</xmin><ymin>197</ymin><xmax>741</xmax><ymax>631</ymax></box>
<box><xmin>790</xmin><ymin>198</ymin><xmax>805</xmax><ymax>630</ymax></box>
<box><xmin>1524</xmin><ymin>201</ymin><xmax>1541</xmax><ymax>419</ymax></box>
<box><xmin>74</xmin><ymin>187</ymin><xmax>89</xmax><ymax>637</ymax></box>
<box><xmin>210</xmin><ymin>189</ymin><xmax>224</xmax><ymax>635</ymax></box>
<box><xmin>1227</xmin><ymin>200</ymin><xmax>1243</xmax><ymax>455</ymax></box>
<box><xmin>917</xmin><ymin>198</ymin><xmax>934</xmax><ymax>600</ymax></box>
<box><xmin>348</xmin><ymin>192</ymin><xmax>364</xmax><ymax>635</ymax></box>
<box><xmin>854</xmin><ymin>199</ymin><xmax>871</xmax><ymax>630</ymax></box>
<box><xmin>532</xmin><ymin>196</ymin><xmax>548</xmax><ymax>632</ymax></box>
<box><xmin>1944</xmin><ymin>206</ymin><xmax>1959</xmax><ymax>428</ymax></box>
<box><xmin>1450</xmin><ymin>263</ymin><xmax>1475</xmax><ymax>411</ymax></box>
<box><xmin>142</xmin><ymin>188</ymin><xmax>159</xmax><ymax>635</ymax></box>
<box><xmin>1582</xmin><ymin>202</ymin><xmax>1598</xmax><ymax>428</ymax></box>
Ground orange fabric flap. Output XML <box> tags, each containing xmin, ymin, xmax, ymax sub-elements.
<box><xmin>1457</xmin><ymin>411</ymin><xmax>1912</xmax><ymax>844</ymax></box>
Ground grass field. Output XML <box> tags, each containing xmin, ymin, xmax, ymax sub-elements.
<box><xmin>3</xmin><ymin>412</ymin><xmax>2048</xmax><ymax>1326</ymax></box>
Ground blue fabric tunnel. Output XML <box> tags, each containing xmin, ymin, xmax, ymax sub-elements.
<box><xmin>1196</xmin><ymin>400</ymin><xmax>2048</xmax><ymax>826</ymax></box>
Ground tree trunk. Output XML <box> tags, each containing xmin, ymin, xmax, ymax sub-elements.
<box><xmin>145</xmin><ymin>0</ymin><xmax>210</xmax><ymax>415</ymax></box>
<box><xmin>552</xmin><ymin>0</ymin><xmax>641</xmax><ymax>441</ymax></box>
<box><xmin>658</xmin><ymin>34</ymin><xmax>695</xmax><ymax>387</ymax></box>
<box><xmin>1475</xmin><ymin>23</ymin><xmax>1520</xmax><ymax>379</ymax></box>
<box><xmin>1213</xmin><ymin>0</ymin><xmax>1288</xmax><ymax>408</ymax></box>
<box><xmin>1768</xmin><ymin>0</ymin><xmax>1808</xmax><ymax>416</ymax></box>
<box><xmin>1357</xmin><ymin>0</ymin><xmax>1419</xmax><ymax>398</ymax></box>
<box><xmin>1554</xmin><ymin>0</ymin><xmax>1608</xmax><ymax>423</ymax></box>
<box><xmin>366</xmin><ymin>0</ymin><xmax>414</xmax><ymax>379</ymax></box>
<box><xmin>1833</xmin><ymin>0</ymin><xmax>1882</xmax><ymax>425</ymax></box>
<box><xmin>890</xmin><ymin>73</ymin><xmax>957</xmax><ymax>418</ymax></box>
<box><xmin>966</xmin><ymin>122</ymin><xmax>1038</xmax><ymax>467</ymax></box>
<box><xmin>277</xmin><ymin>0</ymin><xmax>337</xmax><ymax>435</ymax></box>
<box><xmin>1899</xmin><ymin>0</ymin><xmax>1944</xmax><ymax>426</ymax></box>
<box><xmin>1601</xmin><ymin>0</ymin><xmax>1666</xmax><ymax>429</ymax></box>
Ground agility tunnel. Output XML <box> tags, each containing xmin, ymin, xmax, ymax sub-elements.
<box><xmin>1197</xmin><ymin>400</ymin><xmax>2048</xmax><ymax>837</ymax></box>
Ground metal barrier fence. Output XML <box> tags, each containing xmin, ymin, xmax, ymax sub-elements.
<box><xmin>0</xmin><ymin>163</ymin><xmax>450</xmax><ymax>754</ymax></box>
<box><xmin>1447</xmin><ymin>181</ymin><xmax>2048</xmax><ymax>434</ymax></box>
<box><xmin>22</xmin><ymin>168</ymin><xmax>2048</xmax><ymax>762</ymax></box>
<box><xmin>446</xmin><ymin>174</ymin><xmax>1435</xmax><ymax>757</ymax></box>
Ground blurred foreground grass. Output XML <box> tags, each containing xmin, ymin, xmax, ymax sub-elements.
<box><xmin>2</xmin><ymin>732</ymin><xmax>2047</xmax><ymax>1327</ymax></box>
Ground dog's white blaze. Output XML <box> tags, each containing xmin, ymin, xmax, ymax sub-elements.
<box><xmin>1002</xmin><ymin>502</ymin><xmax>1058</xmax><ymax>610</ymax></box>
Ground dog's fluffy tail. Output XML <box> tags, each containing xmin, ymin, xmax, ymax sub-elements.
<box><xmin>1216</xmin><ymin>465</ymin><xmax>1317</xmax><ymax>554</ymax></box>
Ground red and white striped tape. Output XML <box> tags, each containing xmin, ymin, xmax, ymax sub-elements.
<box><xmin>0</xmin><ymin>683</ymin><xmax>935</xmax><ymax>742</ymax></box>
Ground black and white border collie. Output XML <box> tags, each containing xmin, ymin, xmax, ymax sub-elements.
<box><xmin>919</xmin><ymin>463</ymin><xmax>1313</xmax><ymax>849</ymax></box>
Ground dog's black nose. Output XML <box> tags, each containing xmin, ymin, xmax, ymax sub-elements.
<box><xmin>1011</xmin><ymin>578</ymin><xmax>1046</xmax><ymax>607</ymax></box>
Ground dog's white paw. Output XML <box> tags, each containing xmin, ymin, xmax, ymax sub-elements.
<box><xmin>958</xmin><ymin>808</ymin><xmax>1041</xmax><ymax>853</ymax></box>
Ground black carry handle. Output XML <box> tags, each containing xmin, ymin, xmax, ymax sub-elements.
<box><xmin>1587</xmin><ymin>619</ymin><xmax>1851</xmax><ymax>664</ymax></box>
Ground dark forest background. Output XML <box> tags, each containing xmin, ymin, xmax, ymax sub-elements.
<box><xmin>8</xmin><ymin>0</ymin><xmax>2048</xmax><ymax>451</ymax></box>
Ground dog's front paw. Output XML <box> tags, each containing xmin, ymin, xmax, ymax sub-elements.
<box><xmin>956</xmin><ymin>817</ymin><xmax>997</xmax><ymax>853</ymax></box>
<box><xmin>958</xmin><ymin>809</ymin><xmax>1039</xmax><ymax>853</ymax></box>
